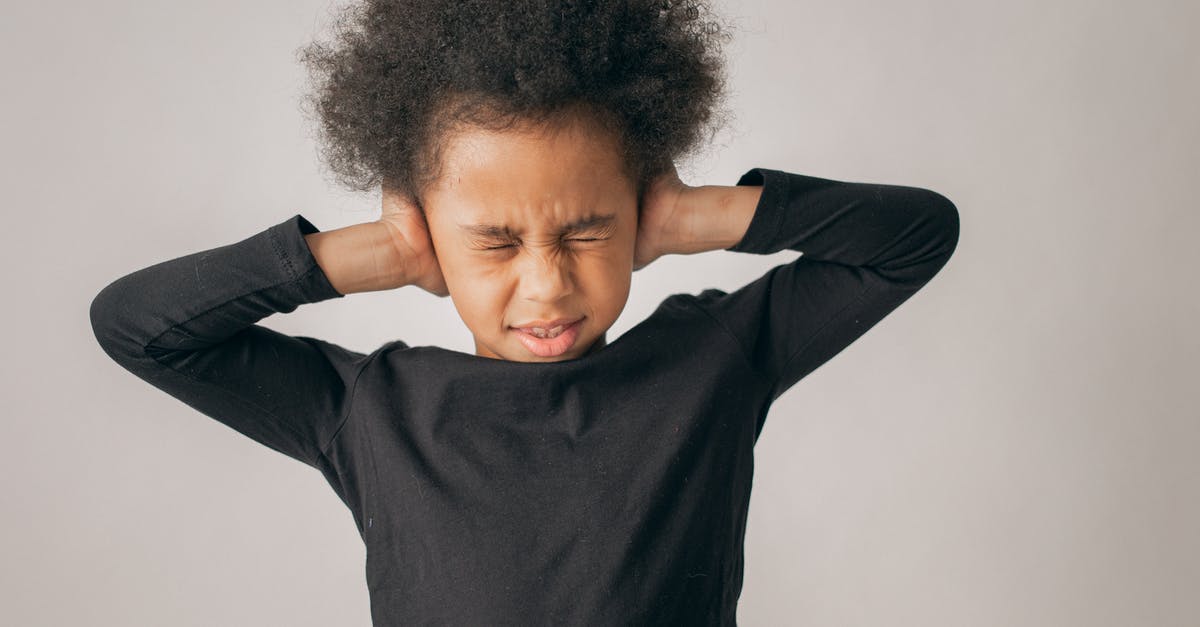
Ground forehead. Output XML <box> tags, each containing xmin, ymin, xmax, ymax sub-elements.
<box><xmin>427</xmin><ymin>121</ymin><xmax>633</xmax><ymax>228</ymax></box>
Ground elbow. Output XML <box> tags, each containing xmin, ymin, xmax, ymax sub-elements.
<box><xmin>89</xmin><ymin>278</ymin><xmax>141</xmax><ymax>364</ymax></box>
<box><xmin>880</xmin><ymin>189</ymin><xmax>961</xmax><ymax>286</ymax></box>
<box><xmin>916</xmin><ymin>190</ymin><xmax>961</xmax><ymax>287</ymax></box>
<box><xmin>89</xmin><ymin>281</ymin><xmax>121</xmax><ymax>356</ymax></box>
<box><xmin>929</xmin><ymin>190</ymin><xmax>960</xmax><ymax>261</ymax></box>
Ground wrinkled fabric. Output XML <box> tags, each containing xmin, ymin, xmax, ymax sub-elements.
<box><xmin>90</xmin><ymin>167</ymin><xmax>960</xmax><ymax>626</ymax></box>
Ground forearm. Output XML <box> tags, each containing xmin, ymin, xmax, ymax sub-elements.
<box><xmin>677</xmin><ymin>169</ymin><xmax>958</xmax><ymax>278</ymax></box>
<box><xmin>670</xmin><ymin>183</ymin><xmax>762</xmax><ymax>255</ymax></box>
<box><xmin>90</xmin><ymin>213</ymin><xmax>345</xmax><ymax>364</ymax></box>
<box><xmin>304</xmin><ymin>221</ymin><xmax>410</xmax><ymax>295</ymax></box>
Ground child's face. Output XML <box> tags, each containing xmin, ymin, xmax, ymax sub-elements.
<box><xmin>422</xmin><ymin>118</ymin><xmax>639</xmax><ymax>362</ymax></box>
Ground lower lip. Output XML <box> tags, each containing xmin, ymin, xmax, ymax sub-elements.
<box><xmin>511</xmin><ymin>319</ymin><xmax>583</xmax><ymax>358</ymax></box>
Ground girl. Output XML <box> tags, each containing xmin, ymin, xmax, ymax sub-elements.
<box><xmin>90</xmin><ymin>0</ymin><xmax>959</xmax><ymax>624</ymax></box>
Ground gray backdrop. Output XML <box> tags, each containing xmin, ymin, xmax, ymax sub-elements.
<box><xmin>2</xmin><ymin>0</ymin><xmax>1196</xmax><ymax>625</ymax></box>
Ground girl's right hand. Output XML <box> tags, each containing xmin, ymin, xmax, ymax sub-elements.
<box><xmin>377</xmin><ymin>183</ymin><xmax>450</xmax><ymax>297</ymax></box>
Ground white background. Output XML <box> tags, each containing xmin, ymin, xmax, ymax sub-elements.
<box><xmin>2</xmin><ymin>0</ymin><xmax>1196</xmax><ymax>625</ymax></box>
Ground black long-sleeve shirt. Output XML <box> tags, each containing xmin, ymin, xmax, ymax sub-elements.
<box><xmin>89</xmin><ymin>167</ymin><xmax>960</xmax><ymax>626</ymax></box>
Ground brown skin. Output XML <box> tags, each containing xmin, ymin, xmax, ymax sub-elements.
<box><xmin>376</xmin><ymin>116</ymin><xmax>760</xmax><ymax>363</ymax></box>
<box><xmin>378</xmin><ymin>184</ymin><xmax>450</xmax><ymax>298</ymax></box>
<box><xmin>443</xmin><ymin>120</ymin><xmax>652</xmax><ymax>361</ymax></box>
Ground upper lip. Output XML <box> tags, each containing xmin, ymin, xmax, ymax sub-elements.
<box><xmin>511</xmin><ymin>317</ymin><xmax>582</xmax><ymax>329</ymax></box>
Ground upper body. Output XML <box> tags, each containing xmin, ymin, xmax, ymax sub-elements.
<box><xmin>90</xmin><ymin>161</ymin><xmax>959</xmax><ymax>625</ymax></box>
<box><xmin>90</xmin><ymin>2</ymin><xmax>961</xmax><ymax>623</ymax></box>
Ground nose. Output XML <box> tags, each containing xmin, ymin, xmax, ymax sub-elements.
<box><xmin>516</xmin><ymin>247</ymin><xmax>574</xmax><ymax>303</ymax></box>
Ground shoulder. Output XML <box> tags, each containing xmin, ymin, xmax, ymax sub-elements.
<box><xmin>651</xmin><ymin>289</ymin><xmax>739</xmax><ymax>342</ymax></box>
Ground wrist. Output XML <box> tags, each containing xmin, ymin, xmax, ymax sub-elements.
<box><xmin>673</xmin><ymin>184</ymin><xmax>762</xmax><ymax>254</ymax></box>
<box><xmin>306</xmin><ymin>221</ymin><xmax>410</xmax><ymax>295</ymax></box>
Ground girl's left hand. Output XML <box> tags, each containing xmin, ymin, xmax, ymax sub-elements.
<box><xmin>634</xmin><ymin>162</ymin><xmax>692</xmax><ymax>271</ymax></box>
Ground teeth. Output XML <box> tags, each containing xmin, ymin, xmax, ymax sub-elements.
<box><xmin>528</xmin><ymin>324</ymin><xmax>566</xmax><ymax>338</ymax></box>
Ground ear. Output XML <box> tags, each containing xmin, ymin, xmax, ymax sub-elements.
<box><xmin>636</xmin><ymin>176</ymin><xmax>651</xmax><ymax>211</ymax></box>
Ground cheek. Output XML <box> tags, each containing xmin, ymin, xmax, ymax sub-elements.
<box><xmin>580</xmin><ymin>254</ymin><xmax>632</xmax><ymax>314</ymax></box>
<box><xmin>439</xmin><ymin>260</ymin><xmax>508</xmax><ymax>325</ymax></box>
<box><xmin>455</xmin><ymin>277</ymin><xmax>505</xmax><ymax>313</ymax></box>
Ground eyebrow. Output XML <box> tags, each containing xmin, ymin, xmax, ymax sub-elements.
<box><xmin>457</xmin><ymin>213</ymin><xmax>617</xmax><ymax>239</ymax></box>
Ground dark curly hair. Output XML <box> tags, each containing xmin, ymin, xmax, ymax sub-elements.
<box><xmin>295</xmin><ymin>0</ymin><xmax>735</xmax><ymax>211</ymax></box>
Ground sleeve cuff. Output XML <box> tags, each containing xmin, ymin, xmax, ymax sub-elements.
<box><xmin>725</xmin><ymin>167</ymin><xmax>792</xmax><ymax>254</ymax></box>
<box><xmin>267</xmin><ymin>214</ymin><xmax>346</xmax><ymax>301</ymax></box>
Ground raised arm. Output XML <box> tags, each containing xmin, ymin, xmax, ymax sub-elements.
<box><xmin>676</xmin><ymin>167</ymin><xmax>961</xmax><ymax>406</ymax></box>
<box><xmin>88</xmin><ymin>215</ymin><xmax>398</xmax><ymax>469</ymax></box>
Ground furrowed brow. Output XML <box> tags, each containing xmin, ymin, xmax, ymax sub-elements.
<box><xmin>457</xmin><ymin>213</ymin><xmax>617</xmax><ymax>238</ymax></box>
<box><xmin>561</xmin><ymin>213</ymin><xmax>617</xmax><ymax>233</ymax></box>
<box><xmin>458</xmin><ymin>224</ymin><xmax>516</xmax><ymax>239</ymax></box>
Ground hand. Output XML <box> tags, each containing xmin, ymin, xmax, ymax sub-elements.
<box><xmin>634</xmin><ymin>162</ymin><xmax>692</xmax><ymax>271</ymax></box>
<box><xmin>377</xmin><ymin>183</ymin><xmax>450</xmax><ymax>297</ymax></box>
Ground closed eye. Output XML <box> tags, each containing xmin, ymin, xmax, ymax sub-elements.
<box><xmin>480</xmin><ymin>237</ymin><xmax>607</xmax><ymax>251</ymax></box>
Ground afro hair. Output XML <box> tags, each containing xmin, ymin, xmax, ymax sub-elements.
<box><xmin>295</xmin><ymin>0</ymin><xmax>735</xmax><ymax>210</ymax></box>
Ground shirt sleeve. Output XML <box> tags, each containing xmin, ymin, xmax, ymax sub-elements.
<box><xmin>88</xmin><ymin>214</ymin><xmax>374</xmax><ymax>470</ymax></box>
<box><xmin>691</xmin><ymin>167</ymin><xmax>961</xmax><ymax>406</ymax></box>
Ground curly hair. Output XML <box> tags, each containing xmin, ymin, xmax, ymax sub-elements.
<box><xmin>295</xmin><ymin>0</ymin><xmax>735</xmax><ymax>210</ymax></box>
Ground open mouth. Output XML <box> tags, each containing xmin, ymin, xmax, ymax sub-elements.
<box><xmin>510</xmin><ymin>318</ymin><xmax>583</xmax><ymax>357</ymax></box>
